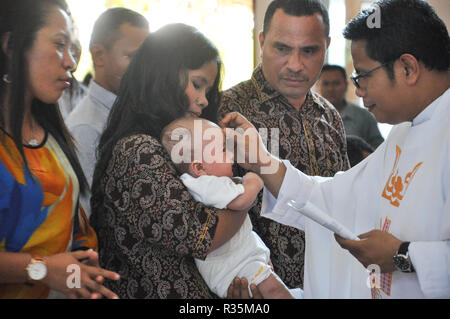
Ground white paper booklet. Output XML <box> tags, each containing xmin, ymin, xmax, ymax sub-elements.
<box><xmin>287</xmin><ymin>200</ymin><xmax>360</xmax><ymax>241</ymax></box>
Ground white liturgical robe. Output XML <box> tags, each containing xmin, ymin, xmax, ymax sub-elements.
<box><xmin>261</xmin><ymin>88</ymin><xmax>450</xmax><ymax>298</ymax></box>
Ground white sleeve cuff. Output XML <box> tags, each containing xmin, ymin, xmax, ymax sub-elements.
<box><xmin>260</xmin><ymin>160</ymin><xmax>316</xmax><ymax>230</ymax></box>
<box><xmin>409</xmin><ymin>241</ymin><xmax>450</xmax><ymax>298</ymax></box>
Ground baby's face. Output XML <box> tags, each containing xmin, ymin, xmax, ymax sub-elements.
<box><xmin>165</xmin><ymin>118</ymin><xmax>234</xmax><ymax>178</ymax></box>
<box><xmin>201</xmin><ymin>126</ymin><xmax>234</xmax><ymax>178</ymax></box>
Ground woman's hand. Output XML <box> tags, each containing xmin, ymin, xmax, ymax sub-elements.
<box><xmin>227</xmin><ymin>277</ymin><xmax>263</xmax><ymax>299</ymax></box>
<box><xmin>41</xmin><ymin>251</ymin><xmax>120</xmax><ymax>299</ymax></box>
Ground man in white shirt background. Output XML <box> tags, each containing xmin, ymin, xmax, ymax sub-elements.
<box><xmin>66</xmin><ymin>8</ymin><xmax>149</xmax><ymax>218</ymax></box>
<box><xmin>221</xmin><ymin>0</ymin><xmax>449</xmax><ymax>298</ymax></box>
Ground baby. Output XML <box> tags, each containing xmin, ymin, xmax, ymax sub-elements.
<box><xmin>161</xmin><ymin>117</ymin><xmax>294</xmax><ymax>299</ymax></box>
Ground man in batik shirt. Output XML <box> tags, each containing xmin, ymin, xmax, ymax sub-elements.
<box><xmin>218</xmin><ymin>0</ymin><xmax>350</xmax><ymax>289</ymax></box>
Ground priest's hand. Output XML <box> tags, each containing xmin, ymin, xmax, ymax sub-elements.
<box><xmin>334</xmin><ymin>230</ymin><xmax>402</xmax><ymax>273</ymax></box>
<box><xmin>219</xmin><ymin>112</ymin><xmax>273</xmax><ymax>174</ymax></box>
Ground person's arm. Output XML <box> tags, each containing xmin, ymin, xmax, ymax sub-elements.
<box><xmin>210</xmin><ymin>209</ymin><xmax>247</xmax><ymax>252</ymax></box>
<box><xmin>0</xmin><ymin>251</ymin><xmax>120</xmax><ymax>299</ymax></box>
<box><xmin>336</xmin><ymin>140</ymin><xmax>450</xmax><ymax>298</ymax></box>
<box><xmin>105</xmin><ymin>135</ymin><xmax>246</xmax><ymax>258</ymax></box>
<box><xmin>260</xmin><ymin>159</ymin><xmax>287</xmax><ymax>199</ymax></box>
<box><xmin>227</xmin><ymin>172</ymin><xmax>264</xmax><ymax>211</ymax></box>
<box><xmin>409</xmin><ymin>240</ymin><xmax>450</xmax><ymax>298</ymax></box>
<box><xmin>335</xmin><ymin>233</ymin><xmax>450</xmax><ymax>298</ymax></box>
<box><xmin>0</xmin><ymin>193</ymin><xmax>119</xmax><ymax>298</ymax></box>
<box><xmin>405</xmin><ymin>163</ymin><xmax>450</xmax><ymax>298</ymax></box>
<box><xmin>72</xmin><ymin>204</ymin><xmax>98</xmax><ymax>252</ymax></box>
<box><xmin>0</xmin><ymin>252</ymin><xmax>35</xmax><ymax>284</ymax></box>
<box><xmin>220</xmin><ymin>111</ymin><xmax>369</xmax><ymax>229</ymax></box>
<box><xmin>219</xmin><ymin>112</ymin><xmax>287</xmax><ymax>198</ymax></box>
<box><xmin>404</xmin><ymin>137</ymin><xmax>450</xmax><ymax>298</ymax></box>
<box><xmin>221</xmin><ymin>112</ymin><xmax>449</xmax><ymax>299</ymax></box>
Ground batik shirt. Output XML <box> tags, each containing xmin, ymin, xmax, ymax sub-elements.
<box><xmin>0</xmin><ymin>129</ymin><xmax>97</xmax><ymax>298</ymax></box>
<box><xmin>218</xmin><ymin>65</ymin><xmax>350</xmax><ymax>288</ymax></box>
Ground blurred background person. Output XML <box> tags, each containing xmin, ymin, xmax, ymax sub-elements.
<box><xmin>317</xmin><ymin>64</ymin><xmax>384</xmax><ymax>149</ymax></box>
<box><xmin>65</xmin><ymin>8</ymin><xmax>149</xmax><ymax>218</ymax></box>
<box><xmin>82</xmin><ymin>72</ymin><xmax>93</xmax><ymax>87</ymax></box>
<box><xmin>346</xmin><ymin>134</ymin><xmax>374</xmax><ymax>167</ymax></box>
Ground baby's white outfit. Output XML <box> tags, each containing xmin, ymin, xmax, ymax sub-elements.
<box><xmin>180</xmin><ymin>173</ymin><xmax>273</xmax><ymax>298</ymax></box>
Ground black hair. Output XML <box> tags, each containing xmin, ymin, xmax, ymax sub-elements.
<box><xmin>82</xmin><ymin>72</ymin><xmax>93</xmax><ymax>87</ymax></box>
<box><xmin>343</xmin><ymin>0</ymin><xmax>450</xmax><ymax>80</ymax></box>
<box><xmin>89</xmin><ymin>7</ymin><xmax>149</xmax><ymax>50</ymax></box>
<box><xmin>321</xmin><ymin>64</ymin><xmax>347</xmax><ymax>81</ymax></box>
<box><xmin>346</xmin><ymin>135</ymin><xmax>374</xmax><ymax>167</ymax></box>
<box><xmin>0</xmin><ymin>0</ymin><xmax>88</xmax><ymax>194</ymax></box>
<box><xmin>92</xmin><ymin>23</ymin><xmax>222</xmax><ymax>199</ymax></box>
<box><xmin>263</xmin><ymin>0</ymin><xmax>330</xmax><ymax>37</ymax></box>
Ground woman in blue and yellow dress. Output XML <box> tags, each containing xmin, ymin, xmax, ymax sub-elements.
<box><xmin>0</xmin><ymin>0</ymin><xmax>119</xmax><ymax>299</ymax></box>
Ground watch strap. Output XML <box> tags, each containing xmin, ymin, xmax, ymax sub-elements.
<box><xmin>31</xmin><ymin>255</ymin><xmax>45</xmax><ymax>263</ymax></box>
<box><xmin>397</xmin><ymin>242</ymin><xmax>410</xmax><ymax>255</ymax></box>
<box><xmin>395</xmin><ymin>242</ymin><xmax>415</xmax><ymax>272</ymax></box>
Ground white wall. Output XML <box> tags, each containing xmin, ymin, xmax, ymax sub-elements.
<box><xmin>253</xmin><ymin>0</ymin><xmax>271</xmax><ymax>66</ymax></box>
<box><xmin>427</xmin><ymin>0</ymin><xmax>450</xmax><ymax>30</ymax></box>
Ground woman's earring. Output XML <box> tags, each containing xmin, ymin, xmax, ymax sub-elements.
<box><xmin>2</xmin><ymin>74</ymin><xmax>12</xmax><ymax>84</ymax></box>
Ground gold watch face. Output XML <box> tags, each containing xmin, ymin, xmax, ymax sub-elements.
<box><xmin>28</xmin><ymin>262</ymin><xmax>47</xmax><ymax>280</ymax></box>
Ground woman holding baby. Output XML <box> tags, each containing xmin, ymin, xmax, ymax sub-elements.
<box><xmin>90</xmin><ymin>23</ymin><xmax>262</xmax><ymax>299</ymax></box>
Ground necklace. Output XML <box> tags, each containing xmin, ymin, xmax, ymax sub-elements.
<box><xmin>28</xmin><ymin>138</ymin><xmax>39</xmax><ymax>146</ymax></box>
<box><xmin>25</xmin><ymin>118</ymin><xmax>40</xmax><ymax>146</ymax></box>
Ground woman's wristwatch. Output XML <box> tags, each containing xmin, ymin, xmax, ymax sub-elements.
<box><xmin>393</xmin><ymin>242</ymin><xmax>415</xmax><ymax>273</ymax></box>
<box><xmin>26</xmin><ymin>255</ymin><xmax>48</xmax><ymax>282</ymax></box>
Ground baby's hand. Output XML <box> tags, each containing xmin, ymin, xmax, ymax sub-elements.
<box><xmin>242</xmin><ymin>172</ymin><xmax>264</xmax><ymax>190</ymax></box>
<box><xmin>227</xmin><ymin>173</ymin><xmax>264</xmax><ymax>211</ymax></box>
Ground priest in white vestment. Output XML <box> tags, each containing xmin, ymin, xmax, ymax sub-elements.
<box><xmin>220</xmin><ymin>0</ymin><xmax>450</xmax><ymax>299</ymax></box>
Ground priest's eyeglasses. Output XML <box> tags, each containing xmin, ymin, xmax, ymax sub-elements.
<box><xmin>350</xmin><ymin>63</ymin><xmax>388</xmax><ymax>89</ymax></box>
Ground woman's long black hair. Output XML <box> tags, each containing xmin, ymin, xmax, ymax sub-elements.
<box><xmin>0</xmin><ymin>0</ymin><xmax>88</xmax><ymax>194</ymax></box>
<box><xmin>91</xmin><ymin>23</ymin><xmax>222</xmax><ymax>204</ymax></box>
